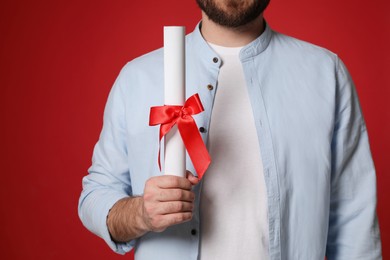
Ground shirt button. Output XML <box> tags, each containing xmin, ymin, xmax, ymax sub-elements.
<box><xmin>212</xmin><ymin>57</ymin><xmax>219</xmax><ymax>63</ymax></box>
<box><xmin>191</xmin><ymin>229</ymin><xmax>197</xmax><ymax>235</ymax></box>
<box><xmin>199</xmin><ymin>127</ymin><xmax>206</xmax><ymax>133</ymax></box>
<box><xmin>207</xmin><ymin>84</ymin><xmax>214</xmax><ymax>90</ymax></box>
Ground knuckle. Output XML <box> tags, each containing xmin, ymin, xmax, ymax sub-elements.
<box><xmin>171</xmin><ymin>177</ymin><xmax>180</xmax><ymax>187</ymax></box>
<box><xmin>168</xmin><ymin>203</ymin><xmax>176</xmax><ymax>212</ymax></box>
<box><xmin>176</xmin><ymin>202</ymin><xmax>184</xmax><ymax>211</ymax></box>
<box><xmin>174</xmin><ymin>189</ymin><xmax>184</xmax><ymax>199</ymax></box>
<box><xmin>169</xmin><ymin>202</ymin><xmax>181</xmax><ymax>212</ymax></box>
<box><xmin>174</xmin><ymin>214</ymin><xmax>184</xmax><ymax>223</ymax></box>
<box><xmin>174</xmin><ymin>212</ymin><xmax>192</xmax><ymax>223</ymax></box>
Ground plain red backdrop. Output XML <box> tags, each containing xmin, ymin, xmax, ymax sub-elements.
<box><xmin>0</xmin><ymin>0</ymin><xmax>388</xmax><ymax>259</ymax></box>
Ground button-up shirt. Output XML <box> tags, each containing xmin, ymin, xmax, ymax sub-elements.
<box><xmin>78</xmin><ymin>22</ymin><xmax>382</xmax><ymax>259</ymax></box>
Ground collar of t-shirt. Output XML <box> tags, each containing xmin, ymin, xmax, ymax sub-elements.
<box><xmin>207</xmin><ymin>42</ymin><xmax>243</xmax><ymax>59</ymax></box>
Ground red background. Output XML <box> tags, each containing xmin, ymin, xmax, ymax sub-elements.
<box><xmin>0</xmin><ymin>0</ymin><xmax>388</xmax><ymax>259</ymax></box>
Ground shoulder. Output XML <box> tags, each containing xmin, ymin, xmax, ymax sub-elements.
<box><xmin>269</xmin><ymin>30</ymin><xmax>339</xmax><ymax>68</ymax></box>
<box><xmin>119</xmin><ymin>47</ymin><xmax>164</xmax><ymax>79</ymax></box>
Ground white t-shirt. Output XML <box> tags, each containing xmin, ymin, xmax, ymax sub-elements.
<box><xmin>200</xmin><ymin>43</ymin><xmax>269</xmax><ymax>260</ymax></box>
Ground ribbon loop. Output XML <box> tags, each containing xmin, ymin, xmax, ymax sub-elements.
<box><xmin>149</xmin><ymin>93</ymin><xmax>211</xmax><ymax>179</ymax></box>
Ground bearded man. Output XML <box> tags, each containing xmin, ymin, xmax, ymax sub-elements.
<box><xmin>78</xmin><ymin>1</ymin><xmax>382</xmax><ymax>259</ymax></box>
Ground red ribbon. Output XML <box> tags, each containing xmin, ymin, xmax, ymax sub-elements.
<box><xmin>149</xmin><ymin>93</ymin><xmax>211</xmax><ymax>180</ymax></box>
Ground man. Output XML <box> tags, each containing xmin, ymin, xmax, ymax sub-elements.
<box><xmin>78</xmin><ymin>0</ymin><xmax>382</xmax><ymax>259</ymax></box>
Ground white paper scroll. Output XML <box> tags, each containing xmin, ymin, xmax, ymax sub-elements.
<box><xmin>163</xmin><ymin>26</ymin><xmax>186</xmax><ymax>177</ymax></box>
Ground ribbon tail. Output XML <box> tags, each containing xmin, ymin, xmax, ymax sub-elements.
<box><xmin>177</xmin><ymin>118</ymin><xmax>211</xmax><ymax>180</ymax></box>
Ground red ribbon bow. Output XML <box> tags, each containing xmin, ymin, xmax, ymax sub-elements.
<box><xmin>149</xmin><ymin>93</ymin><xmax>211</xmax><ymax>180</ymax></box>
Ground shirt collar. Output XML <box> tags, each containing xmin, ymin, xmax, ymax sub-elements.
<box><xmin>239</xmin><ymin>20</ymin><xmax>273</xmax><ymax>61</ymax></box>
<box><xmin>188</xmin><ymin>20</ymin><xmax>273</xmax><ymax>65</ymax></box>
<box><xmin>188</xmin><ymin>21</ymin><xmax>222</xmax><ymax>68</ymax></box>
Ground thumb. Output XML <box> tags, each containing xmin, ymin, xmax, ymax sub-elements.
<box><xmin>186</xmin><ymin>170</ymin><xmax>200</xmax><ymax>185</ymax></box>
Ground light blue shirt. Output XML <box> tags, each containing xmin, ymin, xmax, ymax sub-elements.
<box><xmin>78</xmin><ymin>22</ymin><xmax>382</xmax><ymax>259</ymax></box>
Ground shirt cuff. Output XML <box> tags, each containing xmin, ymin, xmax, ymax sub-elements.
<box><xmin>97</xmin><ymin>192</ymin><xmax>135</xmax><ymax>255</ymax></box>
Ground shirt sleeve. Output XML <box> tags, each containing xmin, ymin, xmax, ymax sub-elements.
<box><xmin>325</xmin><ymin>57</ymin><xmax>382</xmax><ymax>259</ymax></box>
<box><xmin>78</xmin><ymin>63</ymin><xmax>135</xmax><ymax>255</ymax></box>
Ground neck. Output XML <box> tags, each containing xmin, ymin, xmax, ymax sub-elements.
<box><xmin>200</xmin><ymin>12</ymin><xmax>265</xmax><ymax>47</ymax></box>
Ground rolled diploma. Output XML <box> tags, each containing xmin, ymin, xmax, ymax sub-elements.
<box><xmin>163</xmin><ymin>26</ymin><xmax>186</xmax><ymax>177</ymax></box>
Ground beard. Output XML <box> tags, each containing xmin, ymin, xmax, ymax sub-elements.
<box><xmin>196</xmin><ymin>0</ymin><xmax>270</xmax><ymax>28</ymax></box>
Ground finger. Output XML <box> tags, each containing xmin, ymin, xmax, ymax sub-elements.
<box><xmin>153</xmin><ymin>175</ymin><xmax>192</xmax><ymax>190</ymax></box>
<box><xmin>186</xmin><ymin>170</ymin><xmax>200</xmax><ymax>185</ymax></box>
<box><xmin>154</xmin><ymin>212</ymin><xmax>193</xmax><ymax>231</ymax></box>
<box><xmin>157</xmin><ymin>189</ymin><xmax>195</xmax><ymax>202</ymax></box>
<box><xmin>155</xmin><ymin>201</ymin><xmax>194</xmax><ymax>215</ymax></box>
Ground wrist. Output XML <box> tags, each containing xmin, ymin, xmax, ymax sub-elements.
<box><xmin>107</xmin><ymin>196</ymin><xmax>150</xmax><ymax>242</ymax></box>
<box><xmin>134</xmin><ymin>196</ymin><xmax>151</xmax><ymax>234</ymax></box>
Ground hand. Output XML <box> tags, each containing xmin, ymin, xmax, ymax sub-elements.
<box><xmin>141</xmin><ymin>171</ymin><xmax>199</xmax><ymax>232</ymax></box>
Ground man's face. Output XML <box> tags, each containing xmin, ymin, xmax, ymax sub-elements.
<box><xmin>196</xmin><ymin>0</ymin><xmax>270</xmax><ymax>28</ymax></box>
